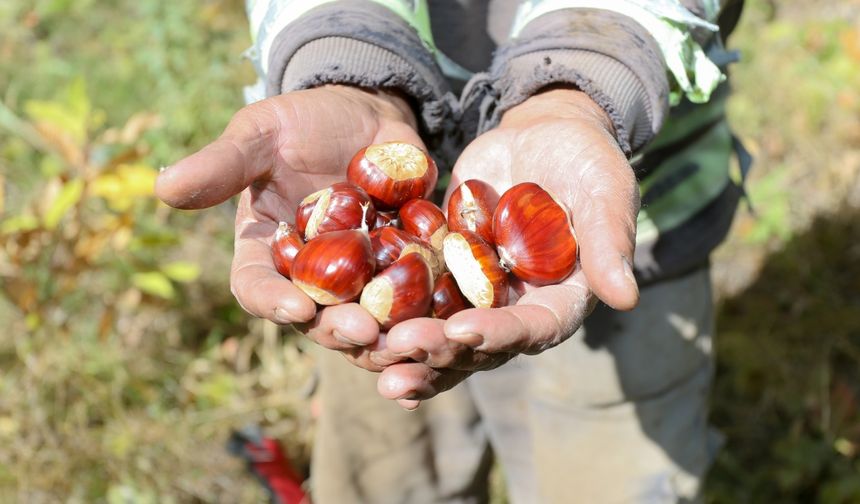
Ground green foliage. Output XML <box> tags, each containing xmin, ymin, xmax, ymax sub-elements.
<box><xmin>0</xmin><ymin>2</ymin><xmax>314</xmax><ymax>500</ymax></box>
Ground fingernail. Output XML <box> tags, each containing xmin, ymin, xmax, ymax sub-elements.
<box><xmin>399</xmin><ymin>399</ymin><xmax>421</xmax><ymax>411</ymax></box>
<box><xmin>369</xmin><ymin>351</ymin><xmax>401</xmax><ymax>367</ymax></box>
<box><xmin>393</xmin><ymin>349</ymin><xmax>428</xmax><ymax>361</ymax></box>
<box><xmin>622</xmin><ymin>256</ymin><xmax>639</xmax><ymax>295</ymax></box>
<box><xmin>333</xmin><ymin>330</ymin><xmax>364</xmax><ymax>347</ymax></box>
<box><xmin>447</xmin><ymin>332</ymin><xmax>483</xmax><ymax>347</ymax></box>
<box><xmin>273</xmin><ymin>307</ymin><xmax>295</xmax><ymax>324</ymax></box>
<box><xmin>396</xmin><ymin>390</ymin><xmax>418</xmax><ymax>401</ymax></box>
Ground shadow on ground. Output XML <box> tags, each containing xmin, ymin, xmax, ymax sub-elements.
<box><xmin>705</xmin><ymin>206</ymin><xmax>860</xmax><ymax>503</ymax></box>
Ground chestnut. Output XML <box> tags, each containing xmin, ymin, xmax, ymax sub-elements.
<box><xmin>447</xmin><ymin>179</ymin><xmax>499</xmax><ymax>246</ymax></box>
<box><xmin>442</xmin><ymin>231</ymin><xmax>508</xmax><ymax>308</ymax></box>
<box><xmin>347</xmin><ymin>141</ymin><xmax>437</xmax><ymax>210</ymax></box>
<box><xmin>399</xmin><ymin>198</ymin><xmax>448</xmax><ymax>250</ymax></box>
<box><xmin>271</xmin><ymin>222</ymin><xmax>304</xmax><ymax>279</ymax></box>
<box><xmin>290</xmin><ymin>228</ymin><xmax>375</xmax><ymax>305</ymax></box>
<box><xmin>493</xmin><ymin>182</ymin><xmax>577</xmax><ymax>286</ymax></box>
<box><xmin>295</xmin><ymin>182</ymin><xmax>376</xmax><ymax>240</ymax></box>
<box><xmin>370</xmin><ymin>227</ymin><xmax>424</xmax><ymax>271</ymax></box>
<box><xmin>431</xmin><ymin>272</ymin><xmax>471</xmax><ymax>319</ymax></box>
<box><xmin>360</xmin><ymin>253</ymin><xmax>433</xmax><ymax>329</ymax></box>
<box><xmin>398</xmin><ymin>242</ymin><xmax>445</xmax><ymax>279</ymax></box>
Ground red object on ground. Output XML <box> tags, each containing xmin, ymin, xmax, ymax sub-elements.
<box><xmin>228</xmin><ymin>428</ymin><xmax>309</xmax><ymax>504</ymax></box>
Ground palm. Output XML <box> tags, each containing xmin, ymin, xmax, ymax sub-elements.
<box><xmin>374</xmin><ymin>89</ymin><xmax>642</xmax><ymax>408</ymax></box>
<box><xmin>157</xmin><ymin>85</ymin><xmax>425</xmax><ymax>371</ymax></box>
<box><xmin>243</xmin><ymin>88</ymin><xmax>424</xmax><ymax>224</ymax></box>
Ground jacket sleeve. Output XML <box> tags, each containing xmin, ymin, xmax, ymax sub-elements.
<box><xmin>474</xmin><ymin>0</ymin><xmax>728</xmax><ymax>156</ymax></box>
<box><xmin>243</xmin><ymin>0</ymin><xmax>457</xmax><ymax>137</ymax></box>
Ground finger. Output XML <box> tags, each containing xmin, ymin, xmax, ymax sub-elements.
<box><xmin>445</xmin><ymin>271</ymin><xmax>592</xmax><ymax>354</ymax></box>
<box><xmin>308</xmin><ymin>303</ymin><xmax>380</xmax><ymax>350</ymax></box>
<box><xmin>377</xmin><ymin>362</ymin><xmax>472</xmax><ymax>401</ymax></box>
<box><xmin>569</xmin><ymin>138</ymin><xmax>640</xmax><ymax>310</ymax></box>
<box><xmin>339</xmin><ymin>348</ymin><xmax>388</xmax><ymax>373</ymax></box>
<box><xmin>156</xmin><ymin>99</ymin><xmax>284</xmax><ymax>209</ymax></box>
<box><xmin>386</xmin><ymin>318</ymin><xmax>506</xmax><ymax>371</ymax></box>
<box><xmin>396</xmin><ymin>399</ymin><xmax>421</xmax><ymax>410</ymax></box>
<box><xmin>230</xmin><ymin>219</ymin><xmax>317</xmax><ymax>324</ymax></box>
<box><xmin>367</xmin><ymin>333</ymin><xmax>412</xmax><ymax>368</ymax></box>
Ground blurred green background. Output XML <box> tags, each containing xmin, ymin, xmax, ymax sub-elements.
<box><xmin>0</xmin><ymin>0</ymin><xmax>858</xmax><ymax>502</ymax></box>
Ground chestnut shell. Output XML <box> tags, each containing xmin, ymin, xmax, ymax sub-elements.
<box><xmin>291</xmin><ymin>229</ymin><xmax>375</xmax><ymax>305</ymax></box>
<box><xmin>347</xmin><ymin>142</ymin><xmax>437</xmax><ymax>210</ymax></box>
<box><xmin>493</xmin><ymin>182</ymin><xmax>577</xmax><ymax>286</ymax></box>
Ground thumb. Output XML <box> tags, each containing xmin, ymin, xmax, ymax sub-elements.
<box><xmin>155</xmin><ymin>100</ymin><xmax>281</xmax><ymax>209</ymax></box>
<box><xmin>570</xmin><ymin>135</ymin><xmax>640</xmax><ymax>311</ymax></box>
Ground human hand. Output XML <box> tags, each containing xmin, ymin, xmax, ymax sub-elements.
<box><xmin>374</xmin><ymin>88</ymin><xmax>640</xmax><ymax>408</ymax></box>
<box><xmin>155</xmin><ymin>85</ymin><xmax>427</xmax><ymax>371</ymax></box>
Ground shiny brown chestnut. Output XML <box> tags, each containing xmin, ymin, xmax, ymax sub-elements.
<box><xmin>493</xmin><ymin>182</ymin><xmax>577</xmax><ymax>286</ymax></box>
<box><xmin>369</xmin><ymin>227</ymin><xmax>424</xmax><ymax>271</ymax></box>
<box><xmin>442</xmin><ymin>231</ymin><xmax>509</xmax><ymax>308</ymax></box>
<box><xmin>360</xmin><ymin>253</ymin><xmax>433</xmax><ymax>329</ymax></box>
<box><xmin>295</xmin><ymin>182</ymin><xmax>376</xmax><ymax>240</ymax></box>
<box><xmin>347</xmin><ymin>141</ymin><xmax>437</xmax><ymax>210</ymax></box>
<box><xmin>399</xmin><ymin>198</ymin><xmax>448</xmax><ymax>250</ymax></box>
<box><xmin>431</xmin><ymin>272</ymin><xmax>471</xmax><ymax>319</ymax></box>
<box><xmin>290</xmin><ymin>228</ymin><xmax>375</xmax><ymax>305</ymax></box>
<box><xmin>271</xmin><ymin>222</ymin><xmax>304</xmax><ymax>279</ymax></box>
<box><xmin>447</xmin><ymin>179</ymin><xmax>499</xmax><ymax>246</ymax></box>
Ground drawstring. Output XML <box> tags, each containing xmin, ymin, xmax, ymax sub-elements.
<box><xmin>459</xmin><ymin>71</ymin><xmax>500</xmax><ymax>136</ymax></box>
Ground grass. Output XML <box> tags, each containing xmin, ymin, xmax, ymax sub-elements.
<box><xmin>0</xmin><ymin>0</ymin><xmax>858</xmax><ymax>502</ymax></box>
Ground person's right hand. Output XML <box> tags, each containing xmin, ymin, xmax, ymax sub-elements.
<box><xmin>155</xmin><ymin>84</ymin><xmax>427</xmax><ymax>371</ymax></box>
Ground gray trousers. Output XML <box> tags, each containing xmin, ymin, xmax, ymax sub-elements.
<box><xmin>311</xmin><ymin>267</ymin><xmax>720</xmax><ymax>503</ymax></box>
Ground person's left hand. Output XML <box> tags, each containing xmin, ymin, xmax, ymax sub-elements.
<box><xmin>370</xmin><ymin>88</ymin><xmax>641</xmax><ymax>409</ymax></box>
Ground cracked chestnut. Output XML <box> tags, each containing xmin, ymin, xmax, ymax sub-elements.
<box><xmin>447</xmin><ymin>179</ymin><xmax>499</xmax><ymax>246</ymax></box>
<box><xmin>442</xmin><ymin>231</ymin><xmax>508</xmax><ymax>308</ymax></box>
<box><xmin>271</xmin><ymin>222</ymin><xmax>304</xmax><ymax>279</ymax></box>
<box><xmin>295</xmin><ymin>182</ymin><xmax>376</xmax><ymax>240</ymax></box>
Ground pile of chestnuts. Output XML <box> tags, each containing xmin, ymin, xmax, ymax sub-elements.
<box><xmin>271</xmin><ymin>141</ymin><xmax>578</xmax><ymax>330</ymax></box>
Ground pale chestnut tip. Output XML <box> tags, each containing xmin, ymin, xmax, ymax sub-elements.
<box><xmin>347</xmin><ymin>141</ymin><xmax>438</xmax><ymax>210</ymax></box>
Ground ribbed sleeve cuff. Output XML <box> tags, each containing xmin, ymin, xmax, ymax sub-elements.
<box><xmin>479</xmin><ymin>8</ymin><xmax>670</xmax><ymax>155</ymax></box>
<box><xmin>265</xmin><ymin>1</ymin><xmax>457</xmax><ymax>137</ymax></box>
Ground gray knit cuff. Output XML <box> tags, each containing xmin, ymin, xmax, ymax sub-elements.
<box><xmin>480</xmin><ymin>8</ymin><xmax>670</xmax><ymax>155</ymax></box>
<box><xmin>266</xmin><ymin>1</ymin><xmax>457</xmax><ymax>137</ymax></box>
